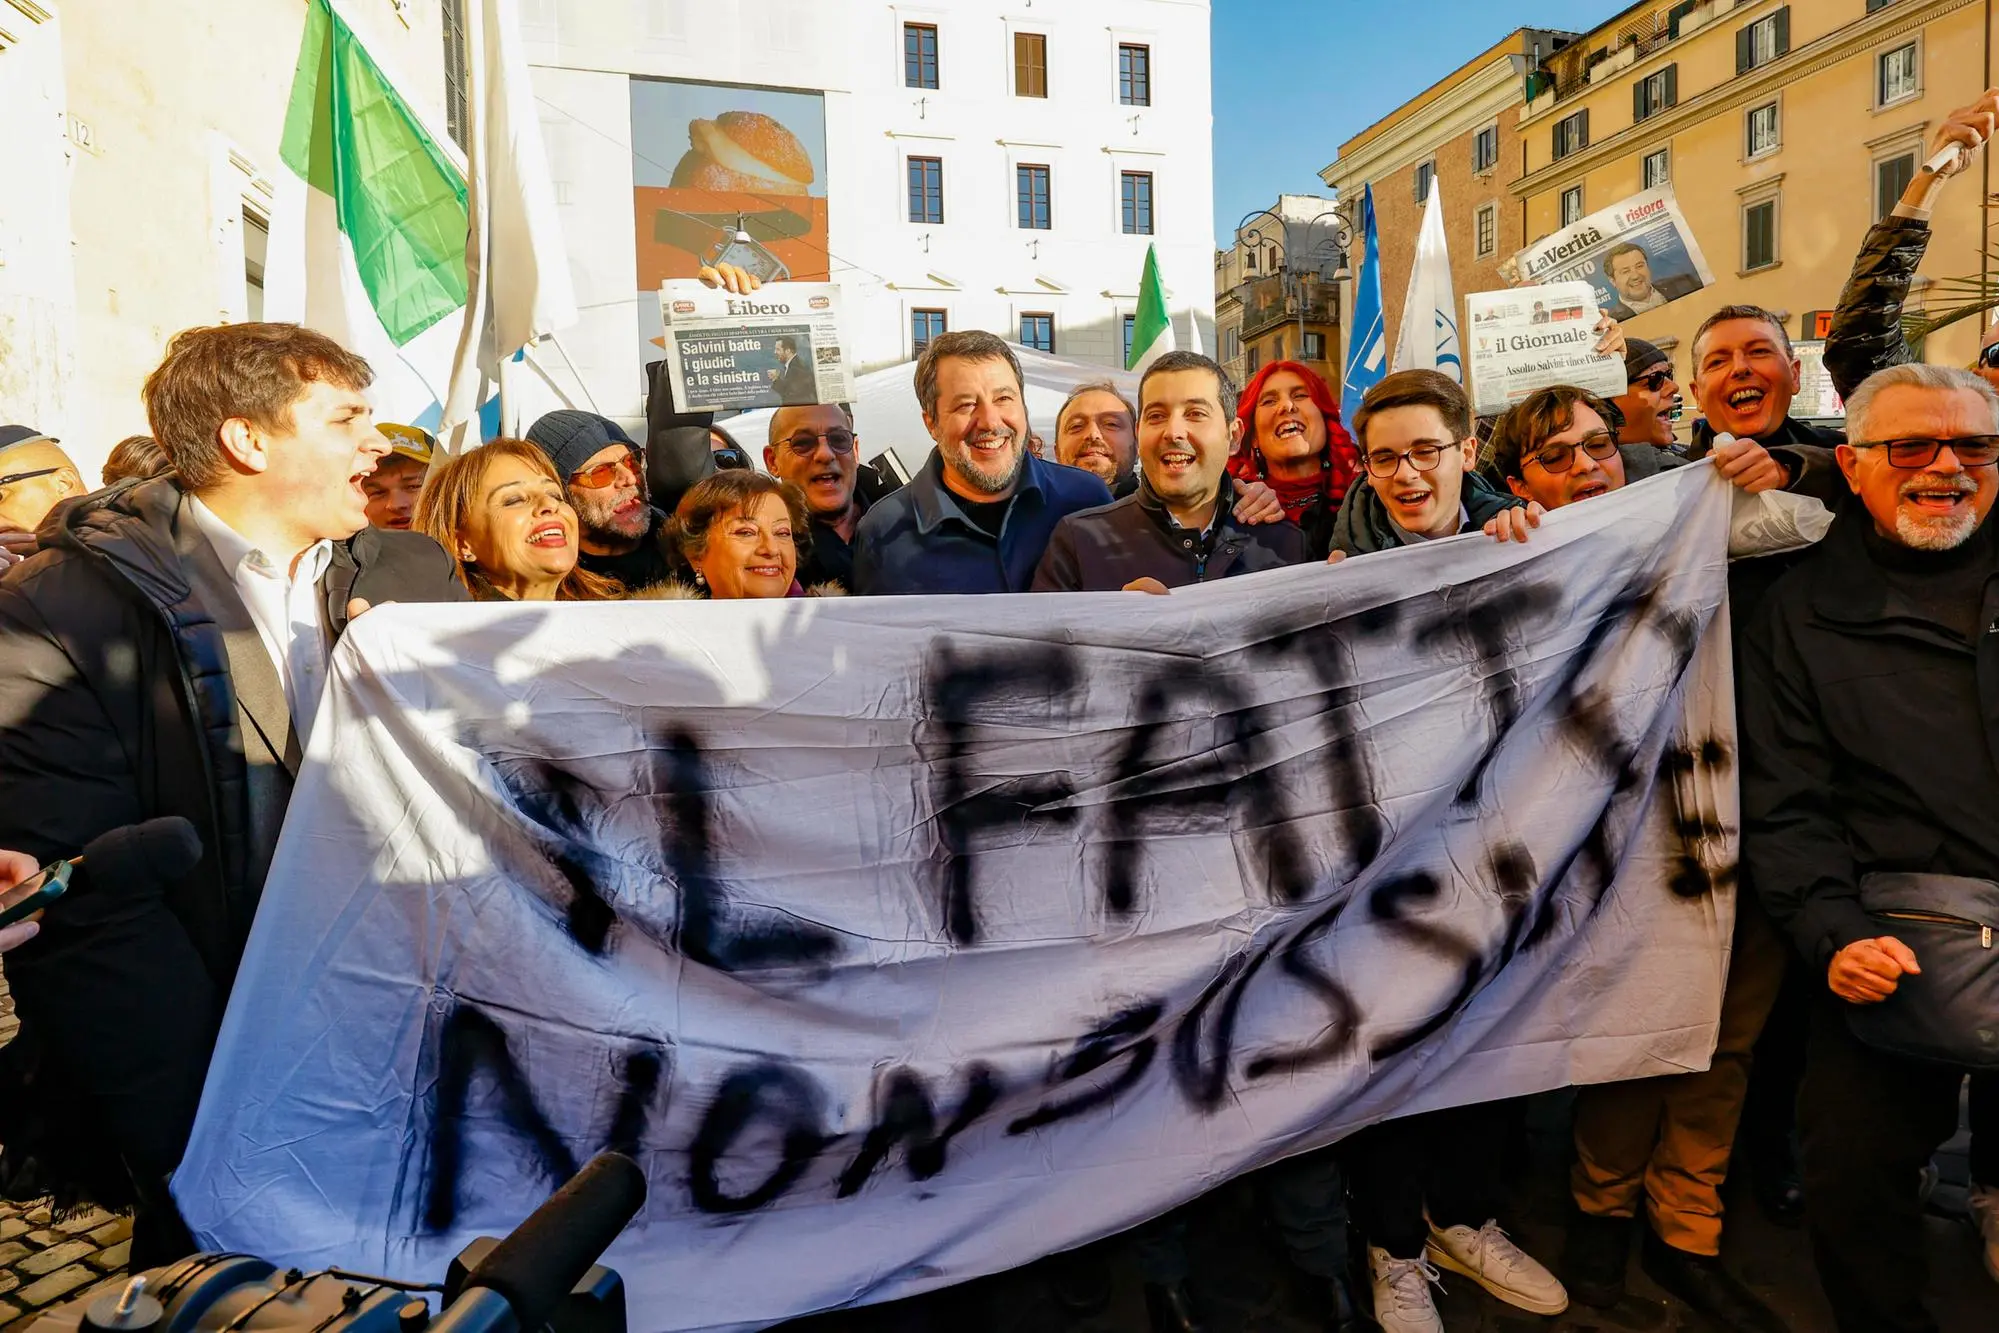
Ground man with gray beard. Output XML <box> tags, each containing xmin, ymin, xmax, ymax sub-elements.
<box><xmin>1740</xmin><ymin>362</ymin><xmax>1999</xmax><ymax>1332</ymax></box>
<box><xmin>852</xmin><ymin>330</ymin><xmax>1110</xmax><ymax>594</ymax></box>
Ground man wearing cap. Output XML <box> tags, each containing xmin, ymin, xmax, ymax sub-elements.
<box><xmin>526</xmin><ymin>409</ymin><xmax>677</xmax><ymax>593</ymax></box>
<box><xmin>362</xmin><ymin>424</ymin><xmax>435</xmax><ymax>532</ymax></box>
<box><xmin>0</xmin><ymin>425</ymin><xmax>87</xmax><ymax>558</ymax></box>
<box><xmin>1606</xmin><ymin>339</ymin><xmax>1684</xmax><ymax>458</ymax></box>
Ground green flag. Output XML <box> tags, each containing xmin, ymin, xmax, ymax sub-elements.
<box><xmin>1126</xmin><ymin>243</ymin><xmax>1175</xmax><ymax>371</ymax></box>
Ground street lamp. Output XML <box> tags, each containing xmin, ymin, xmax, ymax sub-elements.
<box><xmin>1230</xmin><ymin>206</ymin><xmax>1354</xmax><ymax>371</ymax></box>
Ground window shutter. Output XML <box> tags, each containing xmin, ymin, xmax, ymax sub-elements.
<box><xmin>1774</xmin><ymin>7</ymin><xmax>1790</xmax><ymax>57</ymax></box>
<box><xmin>1736</xmin><ymin>26</ymin><xmax>1753</xmax><ymax>74</ymax></box>
<box><xmin>1634</xmin><ymin>81</ymin><xmax>1647</xmax><ymax>122</ymax></box>
<box><xmin>1664</xmin><ymin>64</ymin><xmax>1678</xmax><ymax>108</ymax></box>
<box><xmin>1578</xmin><ymin>108</ymin><xmax>1590</xmax><ymax>150</ymax></box>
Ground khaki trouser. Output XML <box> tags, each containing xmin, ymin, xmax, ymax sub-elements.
<box><xmin>1570</xmin><ymin>902</ymin><xmax>1789</xmax><ymax>1255</ymax></box>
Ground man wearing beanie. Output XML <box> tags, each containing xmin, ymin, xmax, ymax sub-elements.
<box><xmin>1607</xmin><ymin>339</ymin><xmax>1682</xmax><ymax>456</ymax></box>
<box><xmin>526</xmin><ymin>409</ymin><xmax>676</xmax><ymax>593</ymax></box>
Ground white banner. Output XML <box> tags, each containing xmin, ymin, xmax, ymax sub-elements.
<box><xmin>175</xmin><ymin>466</ymin><xmax>1742</xmax><ymax>1333</ymax></box>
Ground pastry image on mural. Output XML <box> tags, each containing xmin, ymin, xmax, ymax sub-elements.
<box><xmin>630</xmin><ymin>77</ymin><xmax>831</xmax><ymax>353</ymax></box>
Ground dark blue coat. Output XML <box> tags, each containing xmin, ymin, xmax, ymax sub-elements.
<box><xmin>851</xmin><ymin>448</ymin><xmax>1111</xmax><ymax>595</ymax></box>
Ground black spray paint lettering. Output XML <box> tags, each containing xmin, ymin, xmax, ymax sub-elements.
<box><xmin>925</xmin><ymin>645</ymin><xmax>1083</xmax><ymax>945</ymax></box>
<box><xmin>490</xmin><ymin>759</ymin><xmax>623</xmax><ymax>956</ymax></box>
<box><xmin>835</xmin><ymin>1064</ymin><xmax>1005</xmax><ymax>1198</ymax></box>
<box><xmin>688</xmin><ymin>1063</ymin><xmax>838</xmax><ymax>1215</ymax></box>
<box><xmin>1006</xmin><ymin>1002</ymin><xmax>1164</xmax><ymax>1135</ymax></box>
<box><xmin>1415</xmin><ymin>585</ymin><xmax>1564</xmax><ymax>806</ymax></box>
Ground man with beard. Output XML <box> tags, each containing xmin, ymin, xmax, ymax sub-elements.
<box><xmin>526</xmin><ymin>410</ymin><xmax>675</xmax><ymax>593</ymax></box>
<box><xmin>1032</xmin><ymin>352</ymin><xmax>1305</xmax><ymax>592</ymax></box>
<box><xmin>1740</xmin><ymin>364</ymin><xmax>1999</xmax><ymax>1331</ymax></box>
<box><xmin>762</xmin><ymin>401</ymin><xmax>894</xmax><ymax>593</ymax></box>
<box><xmin>851</xmin><ymin>330</ymin><xmax>1111</xmax><ymax>594</ymax></box>
<box><xmin>1053</xmin><ymin>381</ymin><xmax>1140</xmax><ymax>495</ymax></box>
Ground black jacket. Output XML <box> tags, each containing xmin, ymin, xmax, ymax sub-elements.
<box><xmin>1328</xmin><ymin>471</ymin><xmax>1523</xmax><ymax>557</ymax></box>
<box><xmin>1823</xmin><ymin>214</ymin><xmax>1929</xmax><ymax>402</ymax></box>
<box><xmin>0</xmin><ymin>476</ymin><xmax>465</xmax><ymax>1205</ymax></box>
<box><xmin>1031</xmin><ymin>477</ymin><xmax>1307</xmax><ymax>592</ymax></box>
<box><xmin>772</xmin><ymin>354</ymin><xmax>816</xmax><ymax>405</ymax></box>
<box><xmin>1741</xmin><ymin>506</ymin><xmax>1999</xmax><ymax>971</ymax></box>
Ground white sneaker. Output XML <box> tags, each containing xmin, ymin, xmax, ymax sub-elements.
<box><xmin>1425</xmin><ymin>1218</ymin><xmax>1570</xmax><ymax>1316</ymax></box>
<box><xmin>1367</xmin><ymin>1245</ymin><xmax>1445</xmax><ymax>1333</ymax></box>
<box><xmin>1969</xmin><ymin>1184</ymin><xmax>1999</xmax><ymax>1284</ymax></box>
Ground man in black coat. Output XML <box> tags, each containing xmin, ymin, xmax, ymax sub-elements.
<box><xmin>1033</xmin><ymin>352</ymin><xmax>1306</xmax><ymax>592</ymax></box>
<box><xmin>0</xmin><ymin>323</ymin><xmax>466</xmax><ymax>1258</ymax></box>
<box><xmin>769</xmin><ymin>335</ymin><xmax>816</xmax><ymax>405</ymax></box>
<box><xmin>1740</xmin><ymin>363</ymin><xmax>1999</xmax><ymax>1331</ymax></box>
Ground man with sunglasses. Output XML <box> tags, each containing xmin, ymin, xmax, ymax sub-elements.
<box><xmin>1741</xmin><ymin>364</ymin><xmax>1999</xmax><ymax>1331</ymax></box>
<box><xmin>0</xmin><ymin>425</ymin><xmax>87</xmax><ymax>559</ymax></box>
<box><xmin>1607</xmin><ymin>340</ymin><xmax>1683</xmax><ymax>452</ymax></box>
<box><xmin>763</xmin><ymin>402</ymin><xmax>899</xmax><ymax>593</ymax></box>
<box><xmin>527</xmin><ymin>410</ymin><xmax>678</xmax><ymax>593</ymax></box>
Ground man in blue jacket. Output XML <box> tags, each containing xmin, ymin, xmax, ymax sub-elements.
<box><xmin>852</xmin><ymin>331</ymin><xmax>1111</xmax><ymax>594</ymax></box>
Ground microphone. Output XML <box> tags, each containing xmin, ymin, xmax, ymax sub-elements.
<box><xmin>437</xmin><ymin>1153</ymin><xmax>647</xmax><ymax>1333</ymax></box>
<box><xmin>73</xmin><ymin>816</ymin><xmax>202</xmax><ymax>899</ymax></box>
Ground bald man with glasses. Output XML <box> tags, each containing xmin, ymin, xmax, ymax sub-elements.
<box><xmin>0</xmin><ymin>425</ymin><xmax>87</xmax><ymax>562</ymax></box>
<box><xmin>763</xmin><ymin>402</ymin><xmax>900</xmax><ymax>593</ymax></box>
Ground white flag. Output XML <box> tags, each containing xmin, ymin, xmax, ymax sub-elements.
<box><xmin>438</xmin><ymin>0</ymin><xmax>578</xmax><ymax>449</ymax></box>
<box><xmin>1391</xmin><ymin>189</ymin><xmax>1462</xmax><ymax>383</ymax></box>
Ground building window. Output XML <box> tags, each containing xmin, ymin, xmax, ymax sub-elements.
<box><xmin>1472</xmin><ymin>125</ymin><xmax>1499</xmax><ymax>174</ymax></box>
<box><xmin>1302</xmin><ymin>331</ymin><xmax>1326</xmax><ymax>361</ymax></box>
<box><xmin>1014</xmin><ymin>31</ymin><xmax>1048</xmax><ymax>98</ymax></box>
<box><xmin>1746</xmin><ymin>101</ymin><xmax>1780</xmax><ymax>158</ymax></box>
<box><xmin>1123</xmin><ymin>314</ymin><xmax>1137</xmax><ymax>365</ymax></box>
<box><xmin>1876</xmin><ymin>152</ymin><xmax>1916</xmax><ymax>219</ymax></box>
<box><xmin>1743</xmin><ymin>198</ymin><xmax>1778</xmax><ymax>271</ymax></box>
<box><xmin>1561</xmin><ymin>185</ymin><xmax>1584</xmax><ymax>226</ymax></box>
<box><xmin>1553</xmin><ymin>110</ymin><xmax>1589</xmax><ymax>160</ymax></box>
<box><xmin>1245</xmin><ymin>343</ymin><xmax>1261</xmax><ymax>375</ymax></box>
<box><xmin>1224</xmin><ymin>327</ymin><xmax>1241</xmax><ymax>360</ymax></box>
<box><xmin>1273</xmin><ymin>332</ymin><xmax>1286</xmax><ymax>361</ymax></box>
<box><xmin>1121</xmin><ymin>171</ymin><xmax>1155</xmax><ymax>235</ymax></box>
<box><xmin>904</xmin><ymin>22</ymin><xmax>939</xmax><ymax>89</ymax></box>
<box><xmin>1413</xmin><ymin>161</ymin><xmax>1434</xmax><ymax>204</ymax></box>
<box><xmin>243</xmin><ymin>207</ymin><xmax>269</xmax><ymax>322</ymax></box>
<box><xmin>1017</xmin><ymin>164</ymin><xmax>1051</xmax><ymax>230</ymax></box>
<box><xmin>907</xmin><ymin>156</ymin><xmax>944</xmax><ymax>224</ymax></box>
<box><xmin>441</xmin><ymin>0</ymin><xmax>469</xmax><ymax>149</ymax></box>
<box><xmin>1119</xmin><ymin>43</ymin><xmax>1151</xmax><ymax>106</ymax></box>
<box><xmin>1878</xmin><ymin>43</ymin><xmax>1918</xmax><ymax>106</ymax></box>
<box><xmin>912</xmin><ymin>308</ymin><xmax>947</xmax><ymax>354</ymax></box>
<box><xmin>1634</xmin><ymin>64</ymin><xmax>1678</xmax><ymax>121</ymax></box>
<box><xmin>1643</xmin><ymin>147</ymin><xmax>1671</xmax><ymax>189</ymax></box>
<box><xmin>1736</xmin><ymin>7</ymin><xmax>1790</xmax><ymax>74</ymax></box>
<box><xmin>1019</xmin><ymin>312</ymin><xmax>1054</xmax><ymax>353</ymax></box>
<box><xmin>1474</xmin><ymin>203</ymin><xmax>1497</xmax><ymax>258</ymax></box>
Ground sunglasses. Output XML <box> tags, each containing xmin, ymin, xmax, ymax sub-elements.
<box><xmin>778</xmin><ymin>429</ymin><xmax>857</xmax><ymax>459</ymax></box>
<box><xmin>569</xmin><ymin>450</ymin><xmax>641</xmax><ymax>489</ymax></box>
<box><xmin>0</xmin><ymin>467</ymin><xmax>59</xmax><ymax>489</ymax></box>
<box><xmin>1529</xmin><ymin>431</ymin><xmax>1620</xmax><ymax>475</ymax></box>
<box><xmin>1979</xmin><ymin>344</ymin><xmax>1999</xmax><ymax>371</ymax></box>
<box><xmin>1633</xmin><ymin>368</ymin><xmax>1675</xmax><ymax>394</ymax></box>
<box><xmin>1363</xmin><ymin>443</ymin><xmax>1452</xmax><ymax>478</ymax></box>
<box><xmin>1848</xmin><ymin>435</ymin><xmax>1999</xmax><ymax>469</ymax></box>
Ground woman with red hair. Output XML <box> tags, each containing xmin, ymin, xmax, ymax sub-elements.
<box><xmin>1228</xmin><ymin>360</ymin><xmax>1361</xmax><ymax>559</ymax></box>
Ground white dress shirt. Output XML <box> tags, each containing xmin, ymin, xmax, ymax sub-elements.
<box><xmin>189</xmin><ymin>497</ymin><xmax>334</xmax><ymax>749</ymax></box>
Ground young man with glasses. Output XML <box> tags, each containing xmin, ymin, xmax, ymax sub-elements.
<box><xmin>526</xmin><ymin>410</ymin><xmax>676</xmax><ymax>593</ymax></box>
<box><xmin>763</xmin><ymin>401</ymin><xmax>888</xmax><ymax>593</ymax></box>
<box><xmin>1330</xmin><ymin>370</ymin><xmax>1537</xmax><ymax>557</ymax></box>
<box><xmin>1742</xmin><ymin>363</ymin><xmax>1999</xmax><ymax>1329</ymax></box>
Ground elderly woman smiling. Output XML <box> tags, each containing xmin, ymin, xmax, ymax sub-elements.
<box><xmin>414</xmin><ymin>439</ymin><xmax>618</xmax><ymax>601</ymax></box>
<box><xmin>662</xmin><ymin>470</ymin><xmax>839</xmax><ymax>599</ymax></box>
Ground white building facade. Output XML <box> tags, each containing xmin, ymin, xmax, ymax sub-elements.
<box><xmin>521</xmin><ymin>0</ymin><xmax>1215</xmax><ymax>424</ymax></box>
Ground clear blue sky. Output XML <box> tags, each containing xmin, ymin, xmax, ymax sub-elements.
<box><xmin>1210</xmin><ymin>1</ymin><xmax>1619</xmax><ymax>241</ymax></box>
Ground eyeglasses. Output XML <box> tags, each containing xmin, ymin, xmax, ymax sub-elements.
<box><xmin>1979</xmin><ymin>344</ymin><xmax>1999</xmax><ymax>370</ymax></box>
<box><xmin>569</xmin><ymin>450</ymin><xmax>640</xmax><ymax>489</ymax></box>
<box><xmin>778</xmin><ymin>429</ymin><xmax>856</xmax><ymax>459</ymax></box>
<box><xmin>0</xmin><ymin>467</ymin><xmax>59</xmax><ymax>489</ymax></box>
<box><xmin>1363</xmin><ymin>444</ymin><xmax>1451</xmax><ymax>478</ymax></box>
<box><xmin>1848</xmin><ymin>435</ymin><xmax>1999</xmax><ymax>469</ymax></box>
<box><xmin>1529</xmin><ymin>431</ymin><xmax>1620</xmax><ymax>475</ymax></box>
<box><xmin>1633</xmin><ymin>369</ymin><xmax>1675</xmax><ymax>394</ymax></box>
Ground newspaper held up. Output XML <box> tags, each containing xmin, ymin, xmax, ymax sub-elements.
<box><xmin>658</xmin><ymin>279</ymin><xmax>854</xmax><ymax>413</ymax></box>
<box><xmin>1466</xmin><ymin>282</ymin><xmax>1627</xmax><ymax>417</ymax></box>
<box><xmin>1500</xmin><ymin>185</ymin><xmax>1716</xmax><ymax>323</ymax></box>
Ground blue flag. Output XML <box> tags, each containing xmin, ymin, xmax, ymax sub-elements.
<box><xmin>1341</xmin><ymin>184</ymin><xmax>1386</xmax><ymax>423</ymax></box>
